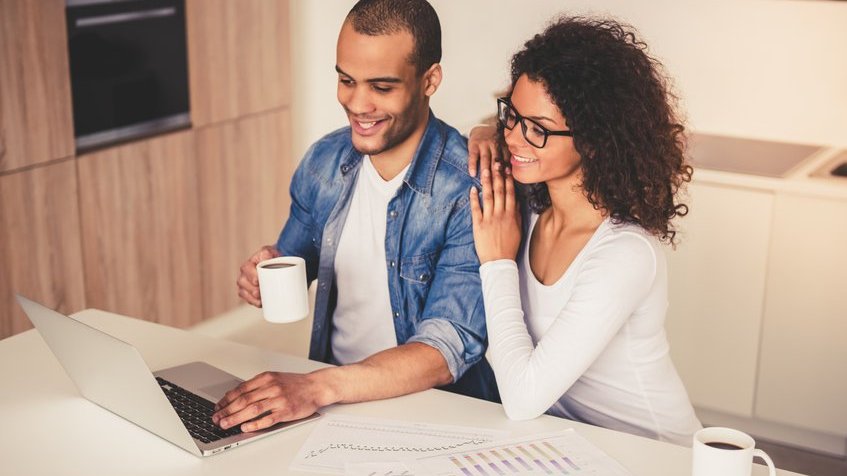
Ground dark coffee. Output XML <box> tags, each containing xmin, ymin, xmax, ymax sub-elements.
<box><xmin>705</xmin><ymin>441</ymin><xmax>744</xmax><ymax>450</ymax></box>
<box><xmin>261</xmin><ymin>263</ymin><xmax>294</xmax><ymax>269</ymax></box>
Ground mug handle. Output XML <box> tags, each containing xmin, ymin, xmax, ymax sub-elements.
<box><xmin>753</xmin><ymin>449</ymin><xmax>777</xmax><ymax>476</ymax></box>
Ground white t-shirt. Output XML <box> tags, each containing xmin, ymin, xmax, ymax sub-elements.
<box><xmin>480</xmin><ymin>215</ymin><xmax>702</xmax><ymax>446</ymax></box>
<box><xmin>331</xmin><ymin>157</ymin><xmax>408</xmax><ymax>364</ymax></box>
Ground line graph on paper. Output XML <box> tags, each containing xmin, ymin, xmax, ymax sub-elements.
<box><xmin>289</xmin><ymin>414</ymin><xmax>509</xmax><ymax>474</ymax></box>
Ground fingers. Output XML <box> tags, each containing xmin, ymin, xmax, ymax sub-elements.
<box><xmin>504</xmin><ymin>171</ymin><xmax>517</xmax><ymax>214</ymax></box>
<box><xmin>214</xmin><ymin>374</ymin><xmax>278</xmax><ymax>426</ymax></box>
<box><xmin>491</xmin><ymin>160</ymin><xmax>505</xmax><ymax>214</ymax></box>
<box><xmin>241</xmin><ymin>412</ymin><xmax>282</xmax><ymax>432</ymax></box>
<box><xmin>238</xmin><ymin>286</ymin><xmax>261</xmax><ymax>307</ymax></box>
<box><xmin>241</xmin><ymin>259</ymin><xmax>259</xmax><ymax>287</ymax></box>
<box><xmin>218</xmin><ymin>390</ymin><xmax>282</xmax><ymax>430</ymax></box>
<box><xmin>468</xmin><ymin>124</ymin><xmax>499</xmax><ymax>177</ymax></box>
<box><xmin>477</xmin><ymin>144</ymin><xmax>492</xmax><ymax>181</ymax></box>
<box><xmin>480</xmin><ymin>168</ymin><xmax>494</xmax><ymax>217</ymax></box>
<box><xmin>478</xmin><ymin>140</ymin><xmax>495</xmax><ymax>183</ymax></box>
<box><xmin>250</xmin><ymin>245</ymin><xmax>280</xmax><ymax>265</ymax></box>
<box><xmin>469</xmin><ymin>187</ymin><xmax>482</xmax><ymax>226</ymax></box>
<box><xmin>468</xmin><ymin>142</ymin><xmax>493</xmax><ymax>178</ymax></box>
<box><xmin>468</xmin><ymin>142</ymin><xmax>480</xmax><ymax>177</ymax></box>
<box><xmin>485</xmin><ymin>141</ymin><xmax>501</xmax><ymax>177</ymax></box>
<box><xmin>214</xmin><ymin>372</ymin><xmax>273</xmax><ymax>413</ymax></box>
<box><xmin>261</xmin><ymin>245</ymin><xmax>281</xmax><ymax>260</ymax></box>
<box><xmin>237</xmin><ymin>262</ymin><xmax>262</xmax><ymax>306</ymax></box>
<box><xmin>212</xmin><ymin>371</ymin><xmax>322</xmax><ymax>431</ymax></box>
<box><xmin>238</xmin><ymin>246</ymin><xmax>279</xmax><ymax>306</ymax></box>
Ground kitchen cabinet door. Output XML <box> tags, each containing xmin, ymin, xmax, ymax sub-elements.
<box><xmin>77</xmin><ymin>130</ymin><xmax>203</xmax><ymax>328</ymax></box>
<box><xmin>0</xmin><ymin>160</ymin><xmax>86</xmax><ymax>339</ymax></box>
<box><xmin>0</xmin><ymin>0</ymin><xmax>74</xmax><ymax>172</ymax></box>
<box><xmin>195</xmin><ymin>109</ymin><xmax>293</xmax><ymax>319</ymax></box>
<box><xmin>755</xmin><ymin>193</ymin><xmax>847</xmax><ymax>435</ymax></box>
<box><xmin>665</xmin><ymin>182</ymin><xmax>774</xmax><ymax>417</ymax></box>
<box><xmin>186</xmin><ymin>0</ymin><xmax>291</xmax><ymax>127</ymax></box>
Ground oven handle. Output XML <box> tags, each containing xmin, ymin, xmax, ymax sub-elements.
<box><xmin>75</xmin><ymin>7</ymin><xmax>176</xmax><ymax>28</ymax></box>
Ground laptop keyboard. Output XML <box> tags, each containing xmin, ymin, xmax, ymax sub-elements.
<box><xmin>156</xmin><ymin>377</ymin><xmax>242</xmax><ymax>444</ymax></box>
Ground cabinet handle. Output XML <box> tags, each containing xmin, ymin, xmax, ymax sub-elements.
<box><xmin>75</xmin><ymin>7</ymin><xmax>176</xmax><ymax>28</ymax></box>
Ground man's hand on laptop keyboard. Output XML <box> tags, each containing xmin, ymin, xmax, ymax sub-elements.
<box><xmin>213</xmin><ymin>343</ymin><xmax>453</xmax><ymax>432</ymax></box>
<box><xmin>212</xmin><ymin>371</ymin><xmax>333</xmax><ymax>432</ymax></box>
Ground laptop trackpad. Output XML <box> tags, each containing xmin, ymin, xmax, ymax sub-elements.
<box><xmin>154</xmin><ymin>361</ymin><xmax>244</xmax><ymax>401</ymax></box>
<box><xmin>198</xmin><ymin>381</ymin><xmax>240</xmax><ymax>401</ymax></box>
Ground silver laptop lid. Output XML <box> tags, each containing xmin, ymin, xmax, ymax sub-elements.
<box><xmin>16</xmin><ymin>295</ymin><xmax>200</xmax><ymax>456</ymax></box>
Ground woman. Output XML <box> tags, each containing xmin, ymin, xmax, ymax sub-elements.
<box><xmin>468</xmin><ymin>16</ymin><xmax>702</xmax><ymax>445</ymax></box>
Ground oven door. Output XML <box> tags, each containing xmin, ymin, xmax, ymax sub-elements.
<box><xmin>66</xmin><ymin>0</ymin><xmax>191</xmax><ymax>152</ymax></box>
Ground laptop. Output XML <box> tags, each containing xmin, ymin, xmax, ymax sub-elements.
<box><xmin>16</xmin><ymin>294</ymin><xmax>321</xmax><ymax>457</ymax></box>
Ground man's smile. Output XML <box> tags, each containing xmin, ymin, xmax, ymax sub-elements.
<box><xmin>350</xmin><ymin>117</ymin><xmax>388</xmax><ymax>136</ymax></box>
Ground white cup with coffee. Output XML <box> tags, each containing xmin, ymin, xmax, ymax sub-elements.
<box><xmin>256</xmin><ymin>256</ymin><xmax>309</xmax><ymax>324</ymax></box>
<box><xmin>692</xmin><ymin>427</ymin><xmax>776</xmax><ymax>476</ymax></box>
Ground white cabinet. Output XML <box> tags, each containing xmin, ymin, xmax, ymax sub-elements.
<box><xmin>665</xmin><ymin>136</ymin><xmax>847</xmax><ymax>447</ymax></box>
<box><xmin>665</xmin><ymin>182</ymin><xmax>774</xmax><ymax>417</ymax></box>
<box><xmin>755</xmin><ymin>194</ymin><xmax>847</xmax><ymax>435</ymax></box>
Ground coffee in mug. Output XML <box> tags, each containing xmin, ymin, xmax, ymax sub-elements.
<box><xmin>256</xmin><ymin>256</ymin><xmax>309</xmax><ymax>323</ymax></box>
<box><xmin>260</xmin><ymin>263</ymin><xmax>294</xmax><ymax>269</ymax></box>
<box><xmin>692</xmin><ymin>427</ymin><xmax>776</xmax><ymax>476</ymax></box>
<box><xmin>705</xmin><ymin>442</ymin><xmax>744</xmax><ymax>451</ymax></box>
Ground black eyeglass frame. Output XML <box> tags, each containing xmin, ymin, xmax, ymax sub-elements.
<box><xmin>497</xmin><ymin>97</ymin><xmax>572</xmax><ymax>148</ymax></box>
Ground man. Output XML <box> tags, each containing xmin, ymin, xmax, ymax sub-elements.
<box><xmin>212</xmin><ymin>0</ymin><xmax>497</xmax><ymax>433</ymax></box>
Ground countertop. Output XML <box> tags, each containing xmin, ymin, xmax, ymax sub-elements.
<box><xmin>688</xmin><ymin>133</ymin><xmax>847</xmax><ymax>200</ymax></box>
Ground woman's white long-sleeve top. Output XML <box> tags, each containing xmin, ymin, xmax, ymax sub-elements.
<box><xmin>480</xmin><ymin>216</ymin><xmax>702</xmax><ymax>446</ymax></box>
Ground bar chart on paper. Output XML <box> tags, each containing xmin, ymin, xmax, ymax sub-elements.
<box><xmin>414</xmin><ymin>430</ymin><xmax>633</xmax><ymax>475</ymax></box>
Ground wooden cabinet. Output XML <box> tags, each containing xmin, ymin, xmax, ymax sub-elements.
<box><xmin>186</xmin><ymin>0</ymin><xmax>291</xmax><ymax>127</ymax></box>
<box><xmin>73</xmin><ymin>109</ymin><xmax>293</xmax><ymax>330</ymax></box>
<box><xmin>0</xmin><ymin>0</ymin><xmax>74</xmax><ymax>173</ymax></box>
<box><xmin>665</xmin><ymin>182</ymin><xmax>774</xmax><ymax>417</ymax></box>
<box><xmin>0</xmin><ymin>161</ymin><xmax>86</xmax><ymax>338</ymax></box>
<box><xmin>0</xmin><ymin>0</ymin><xmax>294</xmax><ymax>337</ymax></box>
<box><xmin>196</xmin><ymin>109</ymin><xmax>293</xmax><ymax>318</ymax></box>
<box><xmin>755</xmin><ymin>194</ymin><xmax>847</xmax><ymax>435</ymax></box>
<box><xmin>76</xmin><ymin>130</ymin><xmax>203</xmax><ymax>328</ymax></box>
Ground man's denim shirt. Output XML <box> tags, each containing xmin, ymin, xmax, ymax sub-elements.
<box><xmin>276</xmin><ymin>111</ymin><xmax>497</xmax><ymax>401</ymax></box>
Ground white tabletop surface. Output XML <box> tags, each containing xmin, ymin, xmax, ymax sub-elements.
<box><xmin>0</xmin><ymin>309</ymin><xmax>804</xmax><ymax>476</ymax></box>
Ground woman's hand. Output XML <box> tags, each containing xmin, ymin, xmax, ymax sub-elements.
<box><xmin>470</xmin><ymin>159</ymin><xmax>522</xmax><ymax>264</ymax></box>
<box><xmin>468</xmin><ymin>124</ymin><xmax>499</xmax><ymax>178</ymax></box>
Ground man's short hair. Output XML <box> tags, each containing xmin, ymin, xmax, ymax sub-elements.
<box><xmin>346</xmin><ymin>0</ymin><xmax>442</xmax><ymax>75</ymax></box>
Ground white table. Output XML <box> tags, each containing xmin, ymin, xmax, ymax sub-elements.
<box><xmin>0</xmin><ymin>309</ymin><xmax>802</xmax><ymax>476</ymax></box>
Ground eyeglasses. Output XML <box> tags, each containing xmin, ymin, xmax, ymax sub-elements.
<box><xmin>497</xmin><ymin>97</ymin><xmax>572</xmax><ymax>148</ymax></box>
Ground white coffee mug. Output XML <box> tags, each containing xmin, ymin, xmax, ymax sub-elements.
<box><xmin>692</xmin><ymin>427</ymin><xmax>776</xmax><ymax>476</ymax></box>
<box><xmin>256</xmin><ymin>256</ymin><xmax>309</xmax><ymax>323</ymax></box>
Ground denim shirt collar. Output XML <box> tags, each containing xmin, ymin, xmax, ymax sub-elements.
<box><xmin>338</xmin><ymin>109</ymin><xmax>444</xmax><ymax>196</ymax></box>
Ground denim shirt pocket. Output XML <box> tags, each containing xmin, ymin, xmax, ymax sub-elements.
<box><xmin>399</xmin><ymin>251</ymin><xmax>437</xmax><ymax>284</ymax></box>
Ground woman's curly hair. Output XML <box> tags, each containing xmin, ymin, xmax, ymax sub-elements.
<box><xmin>508</xmin><ymin>16</ymin><xmax>692</xmax><ymax>244</ymax></box>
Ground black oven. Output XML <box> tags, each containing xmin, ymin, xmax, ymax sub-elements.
<box><xmin>66</xmin><ymin>0</ymin><xmax>191</xmax><ymax>152</ymax></box>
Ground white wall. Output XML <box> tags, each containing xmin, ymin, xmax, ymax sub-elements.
<box><xmin>288</xmin><ymin>0</ymin><xmax>847</xmax><ymax>160</ymax></box>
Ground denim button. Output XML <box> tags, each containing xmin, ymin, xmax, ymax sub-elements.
<box><xmin>393</xmin><ymin>311</ymin><xmax>400</xmax><ymax>318</ymax></box>
<box><xmin>389</xmin><ymin>210</ymin><xmax>398</xmax><ymax>218</ymax></box>
<box><xmin>389</xmin><ymin>260</ymin><xmax>396</xmax><ymax>268</ymax></box>
<box><xmin>341</xmin><ymin>165</ymin><xmax>350</xmax><ymax>173</ymax></box>
<box><xmin>419</xmin><ymin>273</ymin><xmax>429</xmax><ymax>281</ymax></box>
